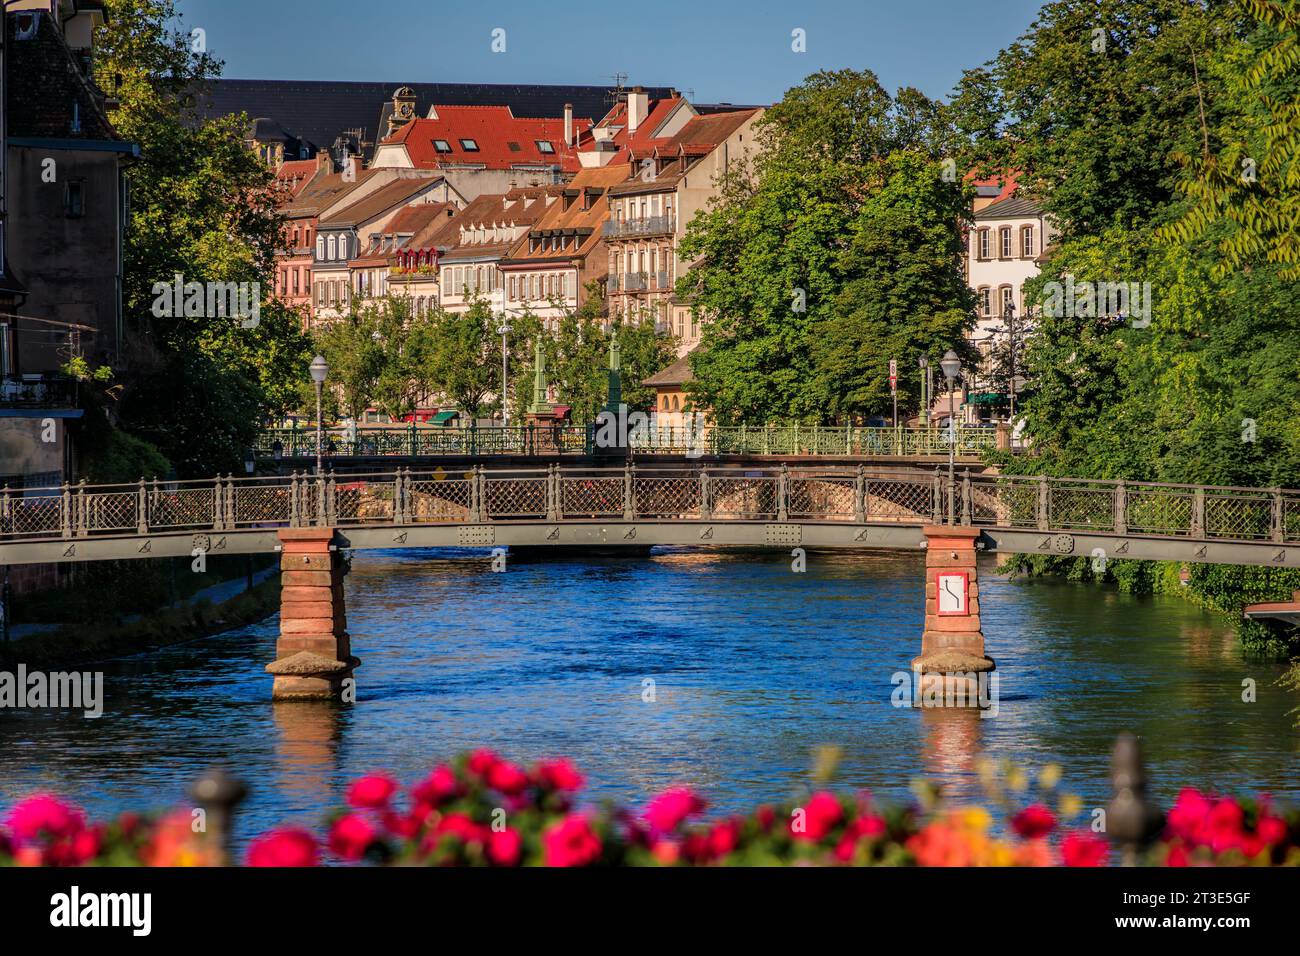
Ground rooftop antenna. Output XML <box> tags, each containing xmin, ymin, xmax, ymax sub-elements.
<box><xmin>604</xmin><ymin>73</ymin><xmax>629</xmax><ymax>107</ymax></box>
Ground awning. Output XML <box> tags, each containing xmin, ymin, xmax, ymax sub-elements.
<box><xmin>430</xmin><ymin>410</ymin><xmax>458</xmax><ymax>425</ymax></box>
<box><xmin>969</xmin><ymin>392</ymin><xmax>1007</xmax><ymax>405</ymax></box>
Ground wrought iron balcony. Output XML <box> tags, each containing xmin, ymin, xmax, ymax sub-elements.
<box><xmin>602</xmin><ymin>216</ymin><xmax>676</xmax><ymax>239</ymax></box>
<box><xmin>0</xmin><ymin>376</ymin><xmax>78</xmax><ymax>410</ymax></box>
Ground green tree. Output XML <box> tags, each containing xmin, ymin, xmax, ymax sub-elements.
<box><xmin>810</xmin><ymin>153</ymin><xmax>976</xmax><ymax>420</ymax></box>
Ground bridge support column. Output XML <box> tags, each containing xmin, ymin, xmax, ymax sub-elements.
<box><xmin>266</xmin><ymin>528</ymin><xmax>357</xmax><ymax>701</ymax></box>
<box><xmin>912</xmin><ymin>525</ymin><xmax>994</xmax><ymax>705</ymax></box>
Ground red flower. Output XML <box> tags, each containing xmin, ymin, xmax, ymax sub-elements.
<box><xmin>1011</xmin><ymin>804</ymin><xmax>1057</xmax><ymax>839</ymax></box>
<box><xmin>1166</xmin><ymin>788</ymin><xmax>1213</xmax><ymax>844</ymax></box>
<box><xmin>44</xmin><ymin>826</ymin><xmax>103</xmax><ymax>866</ymax></box>
<box><xmin>1165</xmin><ymin>843</ymin><xmax>1189</xmax><ymax>867</ymax></box>
<box><xmin>328</xmin><ymin>813</ymin><xmax>378</xmax><ymax>861</ymax></box>
<box><xmin>1258</xmin><ymin>814</ymin><xmax>1288</xmax><ymax>847</ymax></box>
<box><xmin>347</xmin><ymin>774</ymin><xmax>398</xmax><ymax>809</ymax></box>
<box><xmin>246</xmin><ymin>828</ymin><xmax>319</xmax><ymax>867</ymax></box>
<box><xmin>792</xmin><ymin>792</ymin><xmax>843</xmax><ymax>842</ymax></box>
<box><xmin>487</xmin><ymin>827</ymin><xmax>522</xmax><ymax>866</ymax></box>
<box><xmin>486</xmin><ymin>761</ymin><xmax>529</xmax><ymax>795</ymax></box>
<box><xmin>534</xmin><ymin>758</ymin><xmax>585</xmax><ymax>793</ymax></box>
<box><xmin>1061</xmin><ymin>831</ymin><xmax>1109</xmax><ymax>867</ymax></box>
<box><xmin>434</xmin><ymin>813</ymin><xmax>488</xmax><ymax>845</ymax></box>
<box><xmin>755</xmin><ymin>805</ymin><xmax>776</xmax><ymax>832</ymax></box>
<box><xmin>467</xmin><ymin>749</ymin><xmax>501</xmax><ymax>777</ymax></box>
<box><xmin>708</xmin><ymin>819</ymin><xmax>742</xmax><ymax>858</ymax></box>
<box><xmin>834</xmin><ymin>814</ymin><xmax>887</xmax><ymax>862</ymax></box>
<box><xmin>543</xmin><ymin>814</ymin><xmax>603</xmax><ymax>867</ymax></box>
<box><xmin>643</xmin><ymin>787</ymin><xmax>706</xmax><ymax>834</ymax></box>
<box><xmin>412</xmin><ymin>766</ymin><xmax>461</xmax><ymax>808</ymax></box>
<box><xmin>5</xmin><ymin>795</ymin><xmax>84</xmax><ymax>843</ymax></box>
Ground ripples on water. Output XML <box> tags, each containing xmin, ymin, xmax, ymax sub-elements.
<box><xmin>0</xmin><ymin>548</ymin><xmax>1296</xmax><ymax>844</ymax></box>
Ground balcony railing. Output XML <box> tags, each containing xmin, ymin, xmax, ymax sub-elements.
<box><xmin>602</xmin><ymin>216</ymin><xmax>676</xmax><ymax>239</ymax></box>
<box><xmin>0</xmin><ymin>376</ymin><xmax>78</xmax><ymax>410</ymax></box>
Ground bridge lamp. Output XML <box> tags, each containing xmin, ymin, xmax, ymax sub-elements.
<box><xmin>940</xmin><ymin>350</ymin><xmax>961</xmax><ymax>522</ymax></box>
<box><xmin>310</xmin><ymin>355</ymin><xmax>328</xmax><ymax>475</ymax></box>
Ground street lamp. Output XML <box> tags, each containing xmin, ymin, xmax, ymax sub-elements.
<box><xmin>309</xmin><ymin>354</ymin><xmax>328</xmax><ymax>474</ymax></box>
<box><xmin>940</xmin><ymin>350</ymin><xmax>961</xmax><ymax>524</ymax></box>
<box><xmin>918</xmin><ymin>355</ymin><xmax>930</xmax><ymax>428</ymax></box>
<box><xmin>496</xmin><ymin>317</ymin><xmax>511</xmax><ymax>428</ymax></box>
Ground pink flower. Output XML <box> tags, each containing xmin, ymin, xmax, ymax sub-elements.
<box><xmin>5</xmin><ymin>795</ymin><xmax>84</xmax><ymax>843</ymax></box>
<box><xmin>467</xmin><ymin>749</ymin><xmax>501</xmax><ymax>778</ymax></box>
<box><xmin>543</xmin><ymin>814</ymin><xmax>602</xmax><ymax>867</ymax></box>
<box><xmin>412</xmin><ymin>766</ymin><xmax>461</xmax><ymax>808</ymax></box>
<box><xmin>44</xmin><ymin>826</ymin><xmax>103</xmax><ymax>866</ymax></box>
<box><xmin>328</xmin><ymin>813</ymin><xmax>378</xmax><ymax>861</ymax></box>
<box><xmin>534</xmin><ymin>758</ymin><xmax>585</xmax><ymax>792</ymax></box>
<box><xmin>486</xmin><ymin>761</ymin><xmax>529</xmax><ymax>795</ymax></box>
<box><xmin>1011</xmin><ymin>804</ymin><xmax>1057</xmax><ymax>839</ymax></box>
<box><xmin>643</xmin><ymin>787</ymin><xmax>706</xmax><ymax>833</ymax></box>
<box><xmin>1166</xmin><ymin>788</ymin><xmax>1213</xmax><ymax>844</ymax></box>
<box><xmin>346</xmin><ymin>774</ymin><xmax>398</xmax><ymax>809</ymax></box>
<box><xmin>434</xmin><ymin>813</ymin><xmax>488</xmax><ymax>845</ymax></box>
<box><xmin>246</xmin><ymin>828</ymin><xmax>320</xmax><ymax>867</ymax></box>
<box><xmin>1061</xmin><ymin>831</ymin><xmax>1109</xmax><ymax>867</ymax></box>
<box><xmin>487</xmin><ymin>827</ymin><xmax>523</xmax><ymax>866</ymax></box>
<box><xmin>708</xmin><ymin>819</ymin><xmax>742</xmax><ymax>858</ymax></box>
<box><xmin>1258</xmin><ymin>814</ymin><xmax>1288</xmax><ymax>847</ymax></box>
<box><xmin>791</xmin><ymin>792</ymin><xmax>843</xmax><ymax>842</ymax></box>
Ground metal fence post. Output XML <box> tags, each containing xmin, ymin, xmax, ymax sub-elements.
<box><xmin>623</xmin><ymin>462</ymin><xmax>634</xmax><ymax>520</ymax></box>
<box><xmin>1036</xmin><ymin>476</ymin><xmax>1050</xmax><ymax>531</ymax></box>
<box><xmin>700</xmin><ymin>469</ymin><xmax>712</xmax><ymax>520</ymax></box>
<box><xmin>394</xmin><ymin>467</ymin><xmax>407</xmax><ymax>524</ymax></box>
<box><xmin>60</xmin><ymin>483</ymin><xmax>71</xmax><ymax>538</ymax></box>
<box><xmin>854</xmin><ymin>464</ymin><xmax>866</xmax><ymax>523</ymax></box>
<box><xmin>1272</xmin><ymin>488</ymin><xmax>1284</xmax><ymax>543</ymax></box>
<box><xmin>1113</xmin><ymin>479</ymin><xmax>1127</xmax><ymax>534</ymax></box>
<box><xmin>1191</xmin><ymin>487</ymin><xmax>1205</xmax><ymax>538</ymax></box>
<box><xmin>75</xmin><ymin>480</ymin><xmax>88</xmax><ymax>536</ymax></box>
<box><xmin>548</xmin><ymin>464</ymin><xmax>561</xmax><ymax>521</ymax></box>
<box><xmin>469</xmin><ymin>465</ymin><xmax>482</xmax><ymax>523</ymax></box>
<box><xmin>326</xmin><ymin>474</ymin><xmax>337</xmax><ymax>525</ymax></box>
<box><xmin>224</xmin><ymin>476</ymin><xmax>236</xmax><ymax>531</ymax></box>
<box><xmin>778</xmin><ymin>463</ymin><xmax>789</xmax><ymax>522</ymax></box>
<box><xmin>136</xmin><ymin>478</ymin><xmax>148</xmax><ymax>534</ymax></box>
<box><xmin>289</xmin><ymin>471</ymin><xmax>301</xmax><ymax>527</ymax></box>
<box><xmin>1107</xmin><ymin>733</ymin><xmax>1163</xmax><ymax>867</ymax></box>
<box><xmin>931</xmin><ymin>470</ymin><xmax>942</xmax><ymax>525</ymax></box>
<box><xmin>961</xmin><ymin>470</ymin><xmax>973</xmax><ymax>525</ymax></box>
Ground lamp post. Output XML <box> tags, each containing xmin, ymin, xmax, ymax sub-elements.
<box><xmin>309</xmin><ymin>354</ymin><xmax>328</xmax><ymax>474</ymax></box>
<box><xmin>940</xmin><ymin>350</ymin><xmax>961</xmax><ymax>524</ymax></box>
<box><xmin>918</xmin><ymin>355</ymin><xmax>929</xmax><ymax>429</ymax></box>
<box><xmin>496</xmin><ymin>317</ymin><xmax>511</xmax><ymax>428</ymax></box>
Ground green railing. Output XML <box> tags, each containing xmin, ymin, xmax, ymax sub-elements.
<box><xmin>255</xmin><ymin>424</ymin><xmax>1000</xmax><ymax>460</ymax></box>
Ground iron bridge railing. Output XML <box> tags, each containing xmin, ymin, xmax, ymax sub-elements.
<box><xmin>253</xmin><ymin>424</ymin><xmax>1001</xmax><ymax>459</ymax></box>
<box><xmin>2</xmin><ymin>467</ymin><xmax>1298</xmax><ymax>547</ymax></box>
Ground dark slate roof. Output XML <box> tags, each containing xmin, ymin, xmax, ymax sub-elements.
<box><xmin>974</xmin><ymin>194</ymin><xmax>1044</xmax><ymax>220</ymax></box>
<box><xmin>6</xmin><ymin>10</ymin><xmax>120</xmax><ymax>142</ymax></box>
<box><xmin>642</xmin><ymin>353</ymin><xmax>694</xmax><ymax>387</ymax></box>
<box><xmin>199</xmin><ymin>80</ymin><xmax>675</xmax><ymax>163</ymax></box>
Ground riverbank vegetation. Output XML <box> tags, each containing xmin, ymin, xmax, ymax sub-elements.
<box><xmin>2</xmin><ymin>749</ymin><xmax>1296</xmax><ymax>867</ymax></box>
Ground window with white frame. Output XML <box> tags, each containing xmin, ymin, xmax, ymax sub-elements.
<box><xmin>1021</xmin><ymin>226</ymin><xmax>1034</xmax><ymax>258</ymax></box>
<box><xmin>1000</xmin><ymin>227</ymin><xmax>1012</xmax><ymax>259</ymax></box>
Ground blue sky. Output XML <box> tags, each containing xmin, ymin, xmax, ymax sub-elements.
<box><xmin>179</xmin><ymin>0</ymin><xmax>1044</xmax><ymax>103</ymax></box>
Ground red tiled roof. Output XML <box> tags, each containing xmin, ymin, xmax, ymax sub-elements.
<box><xmin>379</xmin><ymin>106</ymin><xmax>592</xmax><ymax>172</ymax></box>
<box><xmin>595</xmin><ymin>96</ymin><xmax>691</xmax><ymax>161</ymax></box>
<box><xmin>275</xmin><ymin>159</ymin><xmax>319</xmax><ymax>198</ymax></box>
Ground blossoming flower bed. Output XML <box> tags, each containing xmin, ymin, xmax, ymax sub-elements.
<box><xmin>1</xmin><ymin>751</ymin><xmax>1297</xmax><ymax>867</ymax></box>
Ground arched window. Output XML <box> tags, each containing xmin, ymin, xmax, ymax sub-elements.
<box><xmin>327</xmin><ymin>236</ymin><xmax>337</xmax><ymax>260</ymax></box>
<box><xmin>1021</xmin><ymin>226</ymin><xmax>1034</xmax><ymax>258</ymax></box>
<box><xmin>318</xmin><ymin>236</ymin><xmax>327</xmax><ymax>260</ymax></box>
<box><xmin>999</xmin><ymin>285</ymin><xmax>1014</xmax><ymax>316</ymax></box>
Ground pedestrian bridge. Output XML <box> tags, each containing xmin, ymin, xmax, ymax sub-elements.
<box><xmin>1</xmin><ymin>464</ymin><xmax>1296</xmax><ymax>569</ymax></box>
<box><xmin>4</xmin><ymin>465</ymin><xmax>1297</xmax><ymax>702</ymax></box>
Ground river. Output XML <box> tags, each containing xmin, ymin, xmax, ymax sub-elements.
<box><xmin>1</xmin><ymin>548</ymin><xmax>1296</xmax><ymax>845</ymax></box>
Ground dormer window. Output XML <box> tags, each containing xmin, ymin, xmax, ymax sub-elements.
<box><xmin>459</xmin><ymin>139</ymin><xmax>480</xmax><ymax>152</ymax></box>
<box><xmin>432</xmin><ymin>139</ymin><xmax>452</xmax><ymax>153</ymax></box>
<box><xmin>536</xmin><ymin>140</ymin><xmax>555</xmax><ymax>154</ymax></box>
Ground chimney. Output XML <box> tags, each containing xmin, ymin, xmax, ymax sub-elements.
<box><xmin>564</xmin><ymin>103</ymin><xmax>574</xmax><ymax>147</ymax></box>
<box><xmin>317</xmin><ymin>149</ymin><xmax>333</xmax><ymax>175</ymax></box>
<box><xmin>627</xmin><ymin>86</ymin><xmax>649</xmax><ymax>135</ymax></box>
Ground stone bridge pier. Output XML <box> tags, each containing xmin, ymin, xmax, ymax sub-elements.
<box><xmin>266</xmin><ymin>528</ymin><xmax>357</xmax><ymax>700</ymax></box>
<box><xmin>912</xmin><ymin>525</ymin><xmax>995</xmax><ymax>704</ymax></box>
